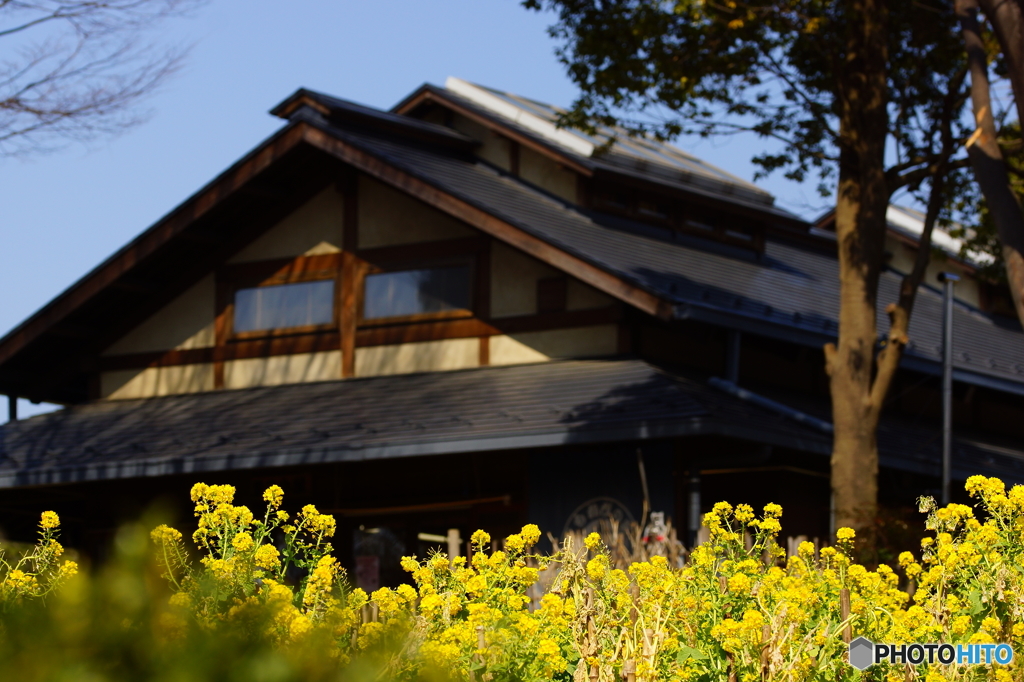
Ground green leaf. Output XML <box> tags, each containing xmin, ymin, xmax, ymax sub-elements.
<box><xmin>676</xmin><ymin>646</ymin><xmax>708</xmax><ymax>665</ymax></box>
<box><xmin>968</xmin><ymin>588</ymin><xmax>984</xmax><ymax>616</ymax></box>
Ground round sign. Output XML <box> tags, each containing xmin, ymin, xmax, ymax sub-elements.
<box><xmin>562</xmin><ymin>496</ymin><xmax>636</xmax><ymax>539</ymax></box>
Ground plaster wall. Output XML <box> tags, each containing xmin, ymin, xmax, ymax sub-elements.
<box><xmin>519</xmin><ymin>145</ymin><xmax>577</xmax><ymax>203</ymax></box>
<box><xmin>885</xmin><ymin>235</ymin><xmax>980</xmax><ymax>307</ymax></box>
<box><xmin>358</xmin><ymin>176</ymin><xmax>474</xmax><ymax>249</ymax></box>
<box><xmin>101</xmin><ymin>364</ymin><xmax>214</xmax><ymax>400</ymax></box>
<box><xmin>490</xmin><ymin>242</ymin><xmax>614</xmax><ymax>317</ymax></box>
<box><xmin>451</xmin><ymin>114</ymin><xmax>513</xmax><ymax>171</ymax></box>
<box><xmin>224</xmin><ymin>352</ymin><xmax>341</xmax><ymax>389</ymax></box>
<box><xmin>490</xmin><ymin>242</ymin><xmax>559</xmax><ymax>318</ymax></box>
<box><xmin>355</xmin><ymin>338</ymin><xmax>480</xmax><ymax>377</ymax></box>
<box><xmin>567</xmin><ymin>279</ymin><xmax>615</xmax><ymax>311</ymax></box>
<box><xmin>103</xmin><ymin>275</ymin><xmax>215</xmax><ymax>356</ymax></box>
<box><xmin>489</xmin><ymin>325</ymin><xmax>618</xmax><ymax>366</ymax></box>
<box><xmin>228</xmin><ymin>186</ymin><xmax>344</xmax><ymax>264</ymax></box>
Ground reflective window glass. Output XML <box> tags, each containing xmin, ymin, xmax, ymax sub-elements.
<box><xmin>233</xmin><ymin>280</ymin><xmax>335</xmax><ymax>333</ymax></box>
<box><xmin>363</xmin><ymin>265</ymin><xmax>471</xmax><ymax>319</ymax></box>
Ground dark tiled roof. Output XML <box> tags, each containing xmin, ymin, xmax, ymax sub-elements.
<box><xmin>747</xmin><ymin>383</ymin><xmax>1024</xmax><ymax>485</ymax></box>
<box><xmin>0</xmin><ymin>360</ymin><xmax>806</xmax><ymax>488</ymax></box>
<box><xmin>309</xmin><ymin>115</ymin><xmax>1024</xmax><ymax>393</ymax></box>
<box><xmin>394</xmin><ymin>83</ymin><xmax>801</xmax><ymax>223</ymax></box>
<box><xmin>272</xmin><ymin>88</ymin><xmax>477</xmax><ymax>150</ymax></box>
<box><xmin>2</xmin><ymin>359</ymin><xmax>1021</xmax><ymax>488</ymax></box>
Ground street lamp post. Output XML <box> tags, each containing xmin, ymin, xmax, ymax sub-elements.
<box><xmin>938</xmin><ymin>272</ymin><xmax>959</xmax><ymax>507</ymax></box>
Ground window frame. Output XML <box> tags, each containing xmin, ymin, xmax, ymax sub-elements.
<box><xmin>356</xmin><ymin>254</ymin><xmax>477</xmax><ymax>327</ymax></box>
<box><xmin>217</xmin><ymin>253</ymin><xmax>342</xmax><ymax>341</ymax></box>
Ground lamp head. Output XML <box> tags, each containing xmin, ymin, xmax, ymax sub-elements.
<box><xmin>938</xmin><ymin>271</ymin><xmax>961</xmax><ymax>284</ymax></box>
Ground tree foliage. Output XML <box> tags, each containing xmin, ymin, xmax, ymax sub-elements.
<box><xmin>0</xmin><ymin>0</ymin><xmax>203</xmax><ymax>156</ymax></box>
<box><xmin>523</xmin><ymin>0</ymin><xmax>992</xmax><ymax>540</ymax></box>
<box><xmin>525</xmin><ymin>0</ymin><xmax>973</xmax><ymax>199</ymax></box>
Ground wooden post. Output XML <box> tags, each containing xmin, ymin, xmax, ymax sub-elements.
<box><xmin>840</xmin><ymin>588</ymin><xmax>852</xmax><ymax>644</ymax></box>
<box><xmin>474</xmin><ymin>625</ymin><xmax>487</xmax><ymax>682</ymax></box>
<box><xmin>642</xmin><ymin>628</ymin><xmax>655</xmax><ymax>681</ymax></box>
<box><xmin>727</xmin><ymin>653</ymin><xmax>737</xmax><ymax>682</ymax></box>
<box><xmin>447</xmin><ymin>528</ymin><xmax>462</xmax><ymax>564</ymax></box>
<box><xmin>761</xmin><ymin>623</ymin><xmax>771</xmax><ymax>680</ymax></box>
<box><xmin>586</xmin><ymin>587</ymin><xmax>597</xmax><ymax>649</ymax></box>
<box><xmin>622</xmin><ymin>659</ymin><xmax>636</xmax><ymax>682</ymax></box>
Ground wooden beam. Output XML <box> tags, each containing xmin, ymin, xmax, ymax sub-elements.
<box><xmin>300</xmin><ymin>126</ymin><xmax>672</xmax><ymax>320</ymax></box>
<box><xmin>49</xmin><ymin>322</ymin><xmax>99</xmax><ymax>340</ymax></box>
<box><xmin>98</xmin><ymin>306</ymin><xmax>622</xmax><ymax>371</ymax></box>
<box><xmin>340</xmin><ymin>175</ymin><xmax>359</xmax><ymax>378</ymax></box>
<box><xmin>110</xmin><ymin>276</ymin><xmax>163</xmax><ymax>295</ymax></box>
<box><xmin>176</xmin><ymin>229</ymin><xmax>224</xmax><ymax>246</ymax></box>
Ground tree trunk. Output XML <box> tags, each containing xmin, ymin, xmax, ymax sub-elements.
<box><xmin>978</xmin><ymin>0</ymin><xmax>1024</xmax><ymax>127</ymax></box>
<box><xmin>961</xmin><ymin>0</ymin><xmax>1024</xmax><ymax>330</ymax></box>
<box><xmin>826</xmin><ymin>0</ymin><xmax>891</xmax><ymax>541</ymax></box>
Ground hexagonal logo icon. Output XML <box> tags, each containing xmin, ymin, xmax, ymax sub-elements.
<box><xmin>848</xmin><ymin>637</ymin><xmax>875</xmax><ymax>670</ymax></box>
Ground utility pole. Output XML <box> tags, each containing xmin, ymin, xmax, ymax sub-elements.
<box><xmin>6</xmin><ymin>395</ymin><xmax>15</xmax><ymax>423</ymax></box>
<box><xmin>938</xmin><ymin>272</ymin><xmax>960</xmax><ymax>506</ymax></box>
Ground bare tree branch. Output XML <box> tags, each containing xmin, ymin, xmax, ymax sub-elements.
<box><xmin>0</xmin><ymin>0</ymin><xmax>203</xmax><ymax>156</ymax></box>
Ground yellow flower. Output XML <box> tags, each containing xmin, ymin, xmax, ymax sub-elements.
<box><xmin>465</xmin><ymin>574</ymin><xmax>487</xmax><ymax>595</ymax></box>
<box><xmin>150</xmin><ymin>524</ymin><xmax>182</xmax><ymax>545</ymax></box>
<box><xmin>584</xmin><ymin>532</ymin><xmax>602</xmax><ymax>551</ymax></box>
<box><xmin>537</xmin><ymin>638</ymin><xmax>560</xmax><ymax>657</ymax></box>
<box><xmin>254</xmin><ymin>544</ymin><xmax>280</xmax><ymax>570</ymax></box>
<box><xmin>712</xmin><ymin>501</ymin><xmax>733</xmax><ymax>516</ymax></box>
<box><xmin>396</xmin><ymin>584</ymin><xmax>417</xmax><ymax>603</ymax></box>
<box><xmin>505</xmin><ymin>533</ymin><xmax>525</xmax><ymax>553</ymax></box>
<box><xmin>836</xmin><ymin>527</ymin><xmax>856</xmax><ymax>541</ymax></box>
<box><xmin>727</xmin><ymin>573</ymin><xmax>752</xmax><ymax>594</ymax></box>
<box><xmin>190</xmin><ymin>482</ymin><xmax>209</xmax><ymax>502</ymax></box>
<box><xmin>262</xmin><ymin>485</ymin><xmax>284</xmax><ymax>508</ymax></box>
<box><xmin>734</xmin><ymin>504</ymin><xmax>754</xmax><ymax>523</ymax></box>
<box><xmin>520</xmin><ymin>524</ymin><xmax>541</xmax><ymax>547</ymax></box>
<box><xmin>39</xmin><ymin>511</ymin><xmax>60</xmax><ymax>530</ymax></box>
<box><xmin>232</xmin><ymin>532</ymin><xmax>254</xmax><ymax>553</ymax></box>
<box><xmin>471</xmin><ymin>529</ymin><xmax>490</xmax><ymax>547</ymax></box>
<box><xmin>950</xmin><ymin>615</ymin><xmax>972</xmax><ymax>636</ymax></box>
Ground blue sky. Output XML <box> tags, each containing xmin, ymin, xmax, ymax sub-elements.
<box><xmin>0</xmin><ymin>0</ymin><xmax>826</xmax><ymax>423</ymax></box>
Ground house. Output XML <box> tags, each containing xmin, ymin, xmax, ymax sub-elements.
<box><xmin>2</xmin><ymin>78</ymin><xmax>1023</xmax><ymax>580</ymax></box>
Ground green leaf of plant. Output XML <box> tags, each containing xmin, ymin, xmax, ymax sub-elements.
<box><xmin>676</xmin><ymin>646</ymin><xmax>708</xmax><ymax>664</ymax></box>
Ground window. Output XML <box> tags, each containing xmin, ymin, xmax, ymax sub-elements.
<box><xmin>363</xmin><ymin>264</ymin><xmax>472</xmax><ymax>320</ymax></box>
<box><xmin>233</xmin><ymin>280</ymin><xmax>335</xmax><ymax>333</ymax></box>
